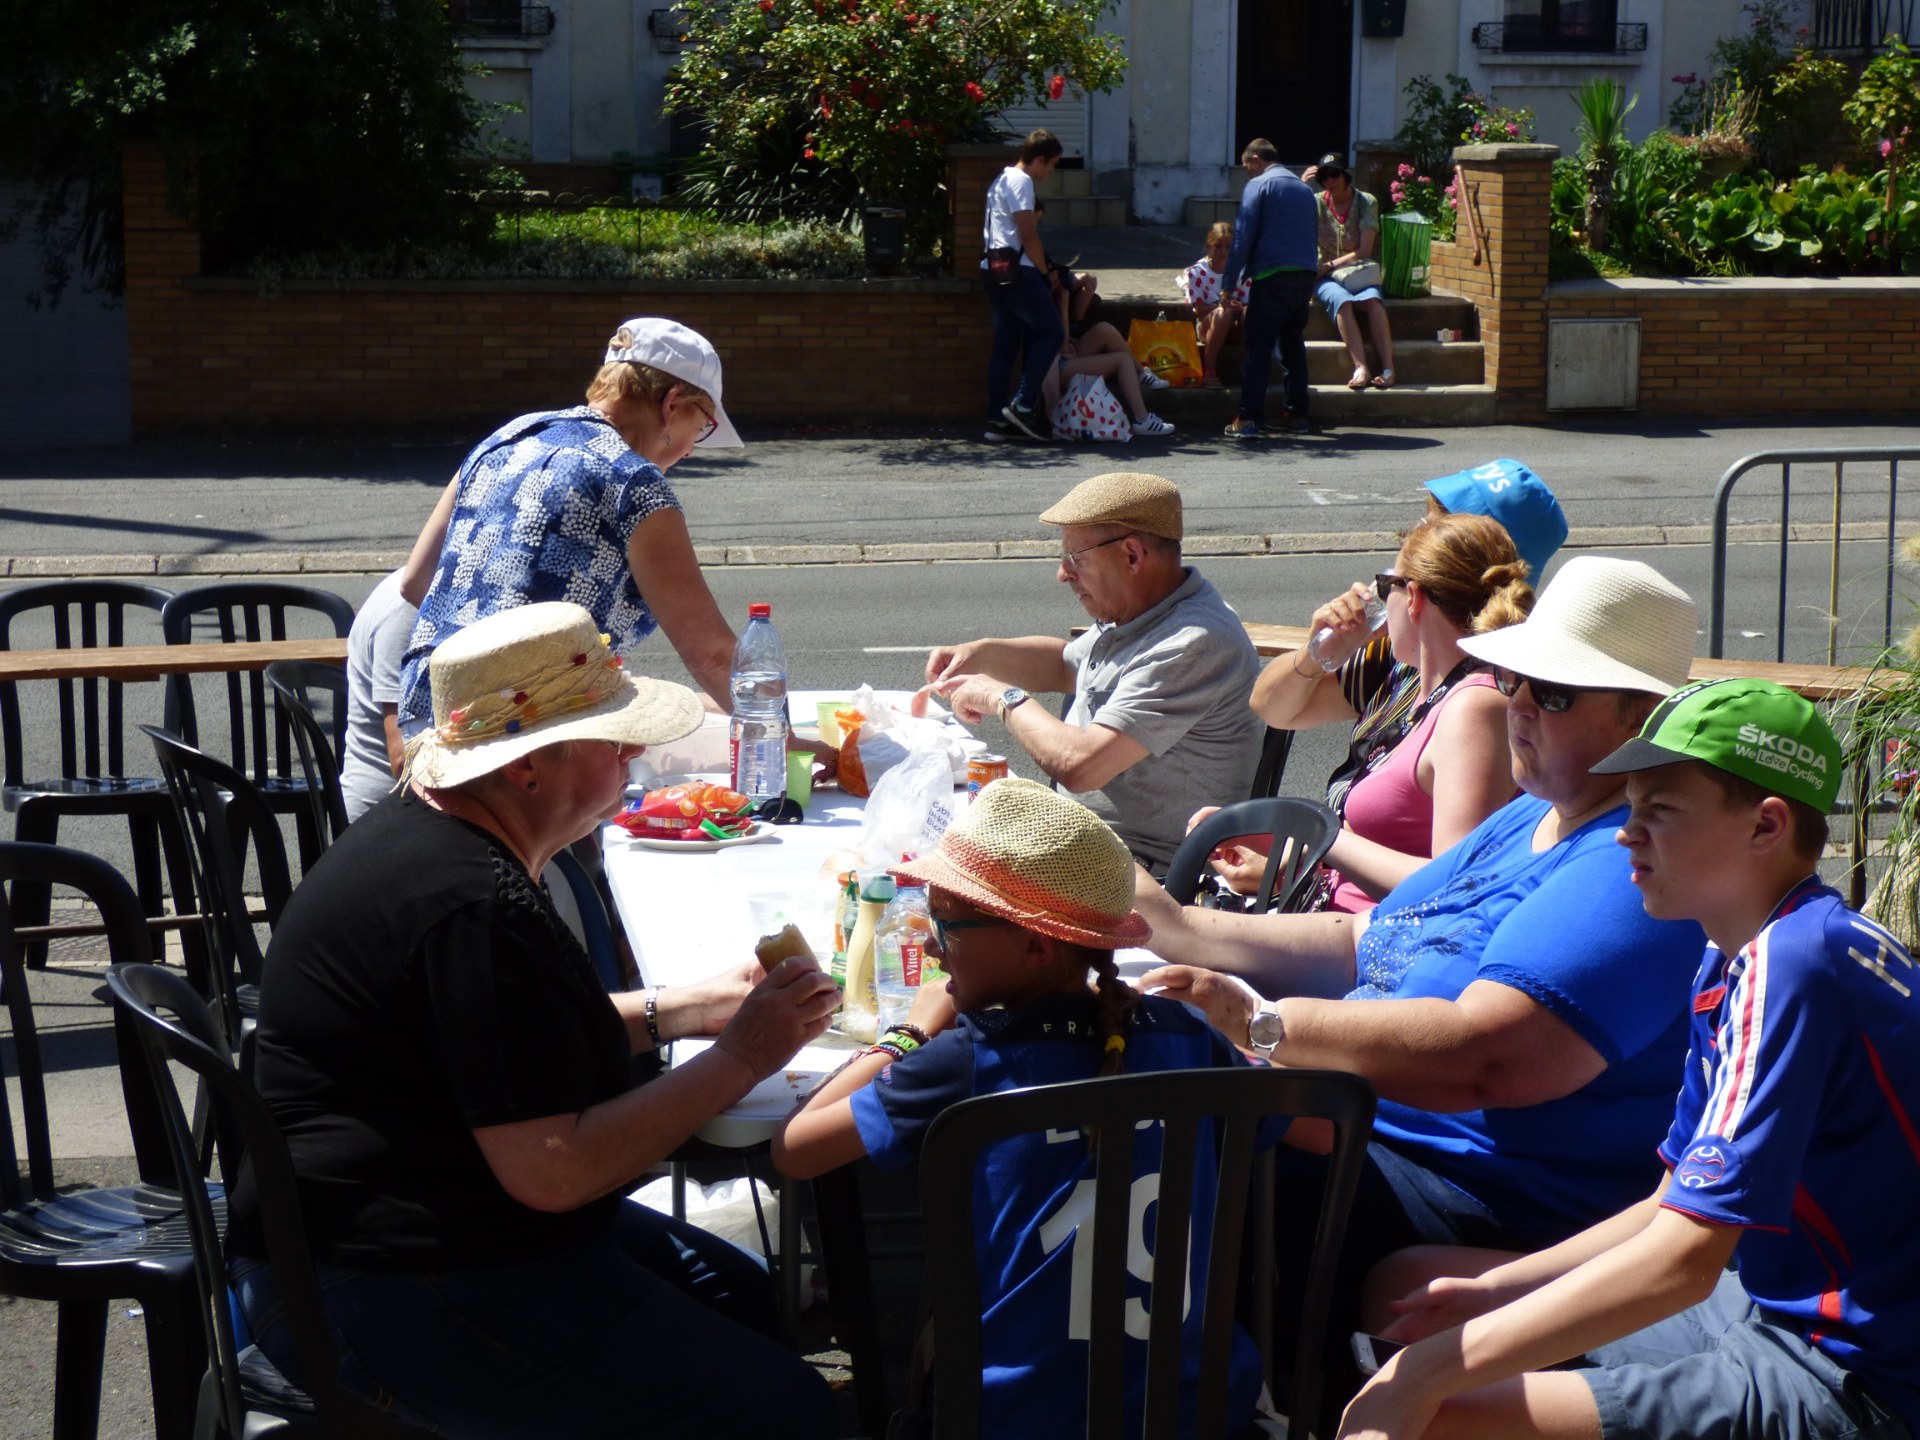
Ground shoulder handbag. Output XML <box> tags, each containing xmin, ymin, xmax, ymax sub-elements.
<box><xmin>1331</xmin><ymin>259</ymin><xmax>1383</xmax><ymax>293</ymax></box>
<box><xmin>985</xmin><ymin>246</ymin><xmax>1020</xmax><ymax>286</ymax></box>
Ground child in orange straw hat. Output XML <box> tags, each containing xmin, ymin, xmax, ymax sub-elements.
<box><xmin>774</xmin><ymin>776</ymin><xmax>1276</xmax><ymax>1436</ymax></box>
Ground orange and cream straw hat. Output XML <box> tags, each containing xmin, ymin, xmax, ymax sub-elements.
<box><xmin>403</xmin><ymin>602</ymin><xmax>702</xmax><ymax>790</ymax></box>
<box><xmin>894</xmin><ymin>776</ymin><xmax>1150</xmax><ymax>948</ymax></box>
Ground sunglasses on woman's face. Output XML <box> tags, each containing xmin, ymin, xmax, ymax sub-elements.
<box><xmin>1373</xmin><ymin>572</ymin><xmax>1411</xmax><ymax>603</ymax></box>
<box><xmin>1493</xmin><ymin>669</ymin><xmax>1625</xmax><ymax>714</ymax></box>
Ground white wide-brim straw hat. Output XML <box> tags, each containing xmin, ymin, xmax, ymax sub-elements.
<box><xmin>404</xmin><ymin>602</ymin><xmax>703</xmax><ymax>790</ymax></box>
<box><xmin>1458</xmin><ymin>554</ymin><xmax>1697</xmax><ymax>694</ymax></box>
<box><xmin>604</xmin><ymin>317</ymin><xmax>744</xmax><ymax>449</ymax></box>
<box><xmin>893</xmin><ymin>777</ymin><xmax>1150</xmax><ymax>949</ymax></box>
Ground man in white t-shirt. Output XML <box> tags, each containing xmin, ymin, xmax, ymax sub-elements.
<box><xmin>982</xmin><ymin>129</ymin><xmax>1066</xmax><ymax>443</ymax></box>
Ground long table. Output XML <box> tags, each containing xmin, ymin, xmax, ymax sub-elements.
<box><xmin>0</xmin><ymin>638</ymin><xmax>347</xmax><ymax>684</ymax></box>
<box><xmin>1225</xmin><ymin>623</ymin><xmax>1880</xmax><ymax>703</ymax></box>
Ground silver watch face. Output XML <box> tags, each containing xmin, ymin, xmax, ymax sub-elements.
<box><xmin>1249</xmin><ymin>1006</ymin><xmax>1284</xmax><ymax>1049</ymax></box>
<box><xmin>1000</xmin><ymin>687</ymin><xmax>1029</xmax><ymax>711</ymax></box>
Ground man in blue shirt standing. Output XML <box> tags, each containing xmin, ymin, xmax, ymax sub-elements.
<box><xmin>1220</xmin><ymin>138</ymin><xmax>1320</xmax><ymax>441</ymax></box>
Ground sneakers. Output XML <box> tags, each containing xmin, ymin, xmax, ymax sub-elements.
<box><xmin>1001</xmin><ymin>402</ymin><xmax>1051</xmax><ymax>442</ymax></box>
<box><xmin>1262</xmin><ymin>411</ymin><xmax>1313</xmax><ymax>436</ymax></box>
<box><xmin>983</xmin><ymin>415</ymin><xmax>1018</xmax><ymax>442</ymax></box>
<box><xmin>1138</xmin><ymin>366</ymin><xmax>1172</xmax><ymax>391</ymax></box>
<box><xmin>1132</xmin><ymin>412</ymin><xmax>1175</xmax><ymax>437</ymax></box>
<box><xmin>1223</xmin><ymin>418</ymin><xmax>1262</xmax><ymax>441</ymax></box>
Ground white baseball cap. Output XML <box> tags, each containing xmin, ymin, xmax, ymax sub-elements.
<box><xmin>603</xmin><ymin>317</ymin><xmax>743</xmax><ymax>448</ymax></box>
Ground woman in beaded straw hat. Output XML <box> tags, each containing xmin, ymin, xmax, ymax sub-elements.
<box><xmin>774</xmin><ymin>777</ymin><xmax>1275</xmax><ymax>1436</ymax></box>
<box><xmin>232</xmin><ymin>601</ymin><xmax>841</xmax><ymax>1439</ymax></box>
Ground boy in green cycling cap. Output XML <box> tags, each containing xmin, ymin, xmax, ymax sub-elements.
<box><xmin>1337</xmin><ymin>678</ymin><xmax>1919</xmax><ymax>1440</ymax></box>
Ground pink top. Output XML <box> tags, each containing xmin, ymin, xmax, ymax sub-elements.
<box><xmin>1326</xmin><ymin>671</ymin><xmax>1505</xmax><ymax>914</ymax></box>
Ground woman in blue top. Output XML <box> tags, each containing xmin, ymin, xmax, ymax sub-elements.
<box><xmin>396</xmin><ymin>317</ymin><xmax>746</xmax><ymax>733</ymax></box>
<box><xmin>775</xmin><ymin>777</ymin><xmax>1272</xmax><ymax>1439</ymax></box>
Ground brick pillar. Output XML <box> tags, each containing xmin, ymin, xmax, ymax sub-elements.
<box><xmin>121</xmin><ymin>142</ymin><xmax>202</xmax><ymax>436</ymax></box>
<box><xmin>1428</xmin><ymin>142</ymin><xmax>1557</xmax><ymax>422</ymax></box>
<box><xmin>945</xmin><ymin>142</ymin><xmax>1017</xmax><ymax>279</ymax></box>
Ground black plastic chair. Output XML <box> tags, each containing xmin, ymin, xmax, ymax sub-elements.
<box><xmin>1163</xmin><ymin>797</ymin><xmax>1341</xmax><ymax>913</ymax></box>
<box><xmin>0</xmin><ymin>842</ymin><xmax>214</xmax><ymax>1440</ymax></box>
<box><xmin>916</xmin><ymin>1067</ymin><xmax>1376</xmax><ymax>1439</ymax></box>
<box><xmin>106</xmin><ymin>962</ymin><xmax>432</xmax><ymax>1439</ymax></box>
<box><xmin>140</xmin><ymin>725</ymin><xmax>293</xmax><ymax>1048</ymax></box>
<box><xmin>262</xmin><ymin>660</ymin><xmax>351</xmax><ymax>856</ymax></box>
<box><xmin>160</xmin><ymin>584</ymin><xmax>355</xmax><ymax>873</ymax></box>
<box><xmin>0</xmin><ymin>580</ymin><xmax>191</xmax><ymax>967</ymax></box>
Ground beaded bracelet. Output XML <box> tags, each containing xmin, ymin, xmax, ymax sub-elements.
<box><xmin>884</xmin><ymin>1022</ymin><xmax>930</xmax><ymax>1047</ymax></box>
<box><xmin>865</xmin><ymin>1029</ymin><xmax>924</xmax><ymax>1064</ymax></box>
<box><xmin>644</xmin><ymin>987</ymin><xmax>665</xmax><ymax>1049</ymax></box>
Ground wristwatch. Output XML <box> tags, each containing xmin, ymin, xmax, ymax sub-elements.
<box><xmin>996</xmin><ymin>686</ymin><xmax>1031</xmax><ymax>722</ymax></box>
<box><xmin>1248</xmin><ymin>999</ymin><xmax>1286</xmax><ymax>1054</ymax></box>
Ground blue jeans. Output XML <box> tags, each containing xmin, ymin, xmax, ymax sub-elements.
<box><xmin>232</xmin><ymin>1199</ymin><xmax>837</xmax><ymax>1439</ymax></box>
<box><xmin>986</xmin><ymin>265</ymin><xmax>1065</xmax><ymax>418</ymax></box>
<box><xmin>1238</xmin><ymin>269</ymin><xmax>1315</xmax><ymax>423</ymax></box>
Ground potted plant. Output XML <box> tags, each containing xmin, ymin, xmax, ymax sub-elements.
<box><xmin>1675</xmin><ymin>80</ymin><xmax>1760</xmax><ymax>183</ymax></box>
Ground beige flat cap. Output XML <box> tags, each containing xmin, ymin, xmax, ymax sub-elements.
<box><xmin>1037</xmin><ymin>472</ymin><xmax>1183</xmax><ymax>541</ymax></box>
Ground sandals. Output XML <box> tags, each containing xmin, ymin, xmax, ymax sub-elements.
<box><xmin>1371</xmin><ymin>369</ymin><xmax>1396</xmax><ymax>389</ymax></box>
<box><xmin>1346</xmin><ymin>367</ymin><xmax>1371</xmax><ymax>391</ymax></box>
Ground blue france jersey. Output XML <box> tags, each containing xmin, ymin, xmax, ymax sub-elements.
<box><xmin>1660</xmin><ymin>879</ymin><xmax>1920</xmax><ymax>1432</ymax></box>
<box><xmin>850</xmin><ymin>994</ymin><xmax>1273</xmax><ymax>1440</ymax></box>
<box><xmin>397</xmin><ymin>406</ymin><xmax>682</xmax><ymax>729</ymax></box>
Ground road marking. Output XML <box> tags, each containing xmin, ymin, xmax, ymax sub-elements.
<box><xmin>861</xmin><ymin>645</ymin><xmax>936</xmax><ymax>654</ymax></box>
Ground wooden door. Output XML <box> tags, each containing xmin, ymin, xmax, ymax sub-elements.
<box><xmin>1234</xmin><ymin>0</ymin><xmax>1354</xmax><ymax>164</ymax></box>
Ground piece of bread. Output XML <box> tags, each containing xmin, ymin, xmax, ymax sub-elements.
<box><xmin>754</xmin><ymin>923</ymin><xmax>818</xmax><ymax>974</ymax></box>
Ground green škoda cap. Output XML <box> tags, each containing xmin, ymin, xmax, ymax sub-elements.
<box><xmin>1590</xmin><ymin>677</ymin><xmax>1842</xmax><ymax>812</ymax></box>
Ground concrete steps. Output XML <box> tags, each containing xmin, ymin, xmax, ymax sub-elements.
<box><xmin>1035</xmin><ymin>167</ymin><xmax>1129</xmax><ymax>229</ymax></box>
<box><xmin>1081</xmin><ymin>293</ymin><xmax>1492</xmax><ymax>428</ymax></box>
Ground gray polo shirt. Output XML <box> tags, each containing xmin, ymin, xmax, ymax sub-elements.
<box><xmin>1061</xmin><ymin>568</ymin><xmax>1262</xmax><ymax>869</ymax></box>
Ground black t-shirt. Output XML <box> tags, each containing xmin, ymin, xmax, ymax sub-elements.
<box><xmin>228</xmin><ymin>790</ymin><xmax>633</xmax><ymax>1270</ymax></box>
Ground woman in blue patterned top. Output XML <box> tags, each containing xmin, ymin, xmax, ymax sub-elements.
<box><xmin>397</xmin><ymin>317</ymin><xmax>746</xmax><ymax>733</ymax></box>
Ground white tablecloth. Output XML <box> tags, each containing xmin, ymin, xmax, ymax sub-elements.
<box><xmin>601</xmin><ymin>689</ymin><xmax>962</xmax><ymax>1143</ymax></box>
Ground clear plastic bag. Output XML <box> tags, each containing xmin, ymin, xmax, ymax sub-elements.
<box><xmin>858</xmin><ymin>745</ymin><xmax>956</xmax><ymax>867</ymax></box>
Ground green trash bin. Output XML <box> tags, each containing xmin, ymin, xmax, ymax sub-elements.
<box><xmin>1381</xmin><ymin>213</ymin><xmax>1433</xmax><ymax>298</ymax></box>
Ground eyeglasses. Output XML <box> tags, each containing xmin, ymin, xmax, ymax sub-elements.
<box><xmin>1060</xmin><ymin>534</ymin><xmax>1135</xmax><ymax>571</ymax></box>
<box><xmin>1374</xmin><ymin>572</ymin><xmax>1412</xmax><ymax>603</ymax></box>
<box><xmin>930</xmin><ymin>915</ymin><xmax>1002</xmax><ymax>950</ymax></box>
<box><xmin>687</xmin><ymin>398</ymin><xmax>719</xmax><ymax>445</ymax></box>
<box><xmin>1493</xmin><ymin>669</ymin><xmax>1626</xmax><ymax>714</ymax></box>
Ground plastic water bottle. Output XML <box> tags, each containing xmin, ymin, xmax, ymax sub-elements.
<box><xmin>1307</xmin><ymin>593</ymin><xmax>1388</xmax><ymax>672</ymax></box>
<box><xmin>874</xmin><ymin>881</ymin><xmax>933</xmax><ymax>1028</ymax></box>
<box><xmin>729</xmin><ymin>603</ymin><xmax>789</xmax><ymax>808</ymax></box>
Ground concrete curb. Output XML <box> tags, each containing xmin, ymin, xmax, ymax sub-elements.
<box><xmin>3</xmin><ymin>521</ymin><xmax>1903</xmax><ymax>580</ymax></box>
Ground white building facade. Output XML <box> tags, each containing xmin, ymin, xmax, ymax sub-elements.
<box><xmin>457</xmin><ymin>0</ymin><xmax>1895</xmax><ymax>220</ymax></box>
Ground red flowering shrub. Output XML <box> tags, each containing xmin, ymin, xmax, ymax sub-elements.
<box><xmin>667</xmin><ymin>0</ymin><xmax>1123</xmax><ymax>250</ymax></box>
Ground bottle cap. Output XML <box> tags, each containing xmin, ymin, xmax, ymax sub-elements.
<box><xmin>748</xmin><ymin>603</ymin><xmax>772</xmax><ymax>619</ymax></box>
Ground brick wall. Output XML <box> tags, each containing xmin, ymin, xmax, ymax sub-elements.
<box><xmin>1429</xmin><ymin>143</ymin><xmax>1557</xmax><ymax>422</ymax></box>
<box><xmin>1546</xmin><ymin>278</ymin><xmax>1920</xmax><ymax>413</ymax></box>
<box><xmin>121</xmin><ymin>143</ymin><xmax>998</xmax><ymax>434</ymax></box>
<box><xmin>1428</xmin><ymin>140</ymin><xmax>1920</xmax><ymax>419</ymax></box>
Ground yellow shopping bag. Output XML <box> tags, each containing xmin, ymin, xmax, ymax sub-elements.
<box><xmin>1126</xmin><ymin>318</ymin><xmax>1205</xmax><ymax>388</ymax></box>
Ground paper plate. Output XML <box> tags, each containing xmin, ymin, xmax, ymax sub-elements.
<box><xmin>617</xmin><ymin>822</ymin><xmax>774</xmax><ymax>853</ymax></box>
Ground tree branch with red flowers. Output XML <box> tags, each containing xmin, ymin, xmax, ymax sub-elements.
<box><xmin>666</xmin><ymin>0</ymin><xmax>1124</xmax><ymax>253</ymax></box>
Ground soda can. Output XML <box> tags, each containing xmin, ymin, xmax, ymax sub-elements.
<box><xmin>967</xmin><ymin>753</ymin><xmax>1010</xmax><ymax>801</ymax></box>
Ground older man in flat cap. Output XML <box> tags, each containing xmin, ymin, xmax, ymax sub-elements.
<box><xmin>925</xmin><ymin>472</ymin><xmax>1262</xmax><ymax>870</ymax></box>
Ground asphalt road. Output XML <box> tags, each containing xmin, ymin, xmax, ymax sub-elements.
<box><xmin>2</xmin><ymin>415</ymin><xmax>1916</xmax><ymax>562</ymax></box>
